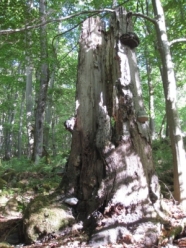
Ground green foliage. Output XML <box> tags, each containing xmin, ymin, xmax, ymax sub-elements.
<box><xmin>0</xmin><ymin>178</ymin><xmax>7</xmax><ymax>190</ymax></box>
<box><xmin>152</xmin><ymin>139</ymin><xmax>174</xmax><ymax>197</ymax></box>
<box><xmin>152</xmin><ymin>139</ymin><xmax>172</xmax><ymax>172</ymax></box>
<box><xmin>0</xmin><ymin>151</ymin><xmax>69</xmax><ymax>198</ymax></box>
<box><xmin>0</xmin><ymin>0</ymin><xmax>186</xmax><ymax>195</ymax></box>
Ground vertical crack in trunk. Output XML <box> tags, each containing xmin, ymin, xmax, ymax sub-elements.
<box><xmin>60</xmin><ymin>7</ymin><xmax>172</xmax><ymax>247</ymax></box>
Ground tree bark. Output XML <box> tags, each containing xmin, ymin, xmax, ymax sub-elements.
<box><xmin>145</xmin><ymin>55</ymin><xmax>156</xmax><ymax>139</ymax></box>
<box><xmin>25</xmin><ymin>0</ymin><xmax>35</xmax><ymax>159</ymax></box>
<box><xmin>152</xmin><ymin>0</ymin><xmax>186</xmax><ymax>209</ymax></box>
<box><xmin>18</xmin><ymin>89</ymin><xmax>25</xmax><ymax>158</ymax></box>
<box><xmin>61</xmin><ymin>8</ymin><xmax>166</xmax><ymax>247</ymax></box>
<box><xmin>43</xmin><ymin>71</ymin><xmax>55</xmax><ymax>148</ymax></box>
<box><xmin>4</xmin><ymin>91</ymin><xmax>18</xmax><ymax>160</ymax></box>
<box><xmin>25</xmin><ymin>38</ymin><xmax>34</xmax><ymax>158</ymax></box>
<box><xmin>33</xmin><ymin>0</ymin><xmax>49</xmax><ymax>163</ymax></box>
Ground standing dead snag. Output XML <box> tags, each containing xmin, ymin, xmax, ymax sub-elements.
<box><xmin>60</xmin><ymin>7</ymin><xmax>182</xmax><ymax>247</ymax></box>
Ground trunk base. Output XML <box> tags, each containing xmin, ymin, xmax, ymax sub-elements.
<box><xmin>89</xmin><ymin>220</ymin><xmax>159</xmax><ymax>247</ymax></box>
<box><xmin>84</xmin><ymin>199</ymin><xmax>186</xmax><ymax>247</ymax></box>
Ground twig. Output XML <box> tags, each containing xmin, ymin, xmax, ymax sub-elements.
<box><xmin>159</xmin><ymin>179</ymin><xmax>176</xmax><ymax>203</ymax></box>
<box><xmin>131</xmin><ymin>12</ymin><xmax>157</xmax><ymax>25</ymax></box>
<box><xmin>169</xmin><ymin>38</ymin><xmax>186</xmax><ymax>47</ymax></box>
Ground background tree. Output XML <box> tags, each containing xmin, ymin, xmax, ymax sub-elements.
<box><xmin>151</xmin><ymin>0</ymin><xmax>186</xmax><ymax>208</ymax></box>
<box><xmin>25</xmin><ymin>0</ymin><xmax>35</xmax><ymax>159</ymax></box>
<box><xmin>128</xmin><ymin>0</ymin><xmax>186</xmax><ymax>208</ymax></box>
<box><xmin>33</xmin><ymin>0</ymin><xmax>49</xmax><ymax>163</ymax></box>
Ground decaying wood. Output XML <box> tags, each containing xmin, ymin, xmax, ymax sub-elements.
<box><xmin>60</xmin><ymin>7</ymin><xmax>186</xmax><ymax>247</ymax></box>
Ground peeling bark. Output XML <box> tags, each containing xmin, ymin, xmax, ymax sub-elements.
<box><xmin>60</xmin><ymin>8</ymin><xmax>171</xmax><ymax>247</ymax></box>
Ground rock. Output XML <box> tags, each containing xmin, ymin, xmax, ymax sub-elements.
<box><xmin>23</xmin><ymin>195</ymin><xmax>75</xmax><ymax>244</ymax></box>
<box><xmin>64</xmin><ymin>197</ymin><xmax>78</xmax><ymax>206</ymax></box>
<box><xmin>3</xmin><ymin>197</ymin><xmax>22</xmax><ymax>217</ymax></box>
<box><xmin>0</xmin><ymin>242</ymin><xmax>12</xmax><ymax>248</ymax></box>
<box><xmin>0</xmin><ymin>195</ymin><xmax>9</xmax><ymax>206</ymax></box>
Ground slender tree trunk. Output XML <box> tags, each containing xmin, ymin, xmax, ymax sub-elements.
<box><xmin>4</xmin><ymin>113</ymin><xmax>13</xmax><ymax>160</ymax></box>
<box><xmin>43</xmin><ymin>71</ymin><xmax>55</xmax><ymax>148</ymax></box>
<box><xmin>18</xmin><ymin>90</ymin><xmax>25</xmax><ymax>158</ymax></box>
<box><xmin>61</xmin><ymin>8</ymin><xmax>168</xmax><ymax>247</ymax></box>
<box><xmin>4</xmin><ymin>92</ymin><xmax>18</xmax><ymax>160</ymax></box>
<box><xmin>158</xmin><ymin>113</ymin><xmax>166</xmax><ymax>138</ymax></box>
<box><xmin>33</xmin><ymin>0</ymin><xmax>49</xmax><ymax>163</ymax></box>
<box><xmin>25</xmin><ymin>55</ymin><xmax>34</xmax><ymax>158</ymax></box>
<box><xmin>0</xmin><ymin>118</ymin><xmax>3</xmax><ymax>157</ymax></box>
<box><xmin>145</xmin><ymin>57</ymin><xmax>155</xmax><ymax>139</ymax></box>
<box><xmin>141</xmin><ymin>2</ymin><xmax>156</xmax><ymax>140</ymax></box>
<box><xmin>25</xmin><ymin>0</ymin><xmax>34</xmax><ymax>159</ymax></box>
<box><xmin>43</xmin><ymin>109</ymin><xmax>50</xmax><ymax>149</ymax></box>
<box><xmin>152</xmin><ymin>0</ymin><xmax>186</xmax><ymax>209</ymax></box>
<box><xmin>51</xmin><ymin>116</ymin><xmax>56</xmax><ymax>156</ymax></box>
<box><xmin>0</xmin><ymin>113</ymin><xmax>6</xmax><ymax>158</ymax></box>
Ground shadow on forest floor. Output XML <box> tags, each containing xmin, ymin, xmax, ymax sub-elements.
<box><xmin>0</xmin><ymin>150</ymin><xmax>186</xmax><ymax>247</ymax></box>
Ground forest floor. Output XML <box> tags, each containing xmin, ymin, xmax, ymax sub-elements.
<box><xmin>1</xmin><ymin>159</ymin><xmax>186</xmax><ymax>247</ymax></box>
<box><xmin>1</xmin><ymin>194</ymin><xmax>186</xmax><ymax>248</ymax></box>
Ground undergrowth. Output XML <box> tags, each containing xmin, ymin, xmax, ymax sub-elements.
<box><xmin>0</xmin><ymin>140</ymin><xmax>175</xmax><ymax>200</ymax></box>
<box><xmin>152</xmin><ymin>138</ymin><xmax>173</xmax><ymax>198</ymax></box>
<box><xmin>0</xmin><ymin>151</ymin><xmax>69</xmax><ymax>197</ymax></box>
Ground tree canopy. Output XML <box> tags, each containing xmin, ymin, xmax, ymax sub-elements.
<box><xmin>0</xmin><ymin>0</ymin><xmax>186</xmax><ymax>158</ymax></box>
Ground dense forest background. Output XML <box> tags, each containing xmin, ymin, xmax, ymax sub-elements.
<box><xmin>1</xmin><ymin>0</ymin><xmax>186</xmax><ymax>247</ymax></box>
<box><xmin>0</xmin><ymin>0</ymin><xmax>186</xmax><ymax>163</ymax></box>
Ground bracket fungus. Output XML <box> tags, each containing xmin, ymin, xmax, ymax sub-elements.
<box><xmin>120</xmin><ymin>32</ymin><xmax>140</xmax><ymax>49</ymax></box>
<box><xmin>137</xmin><ymin>110</ymin><xmax>148</xmax><ymax>123</ymax></box>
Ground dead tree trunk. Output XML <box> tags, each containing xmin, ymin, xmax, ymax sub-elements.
<box><xmin>61</xmin><ymin>8</ymin><xmax>172</xmax><ymax>247</ymax></box>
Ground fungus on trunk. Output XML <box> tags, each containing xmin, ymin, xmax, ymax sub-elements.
<box><xmin>120</xmin><ymin>32</ymin><xmax>140</xmax><ymax>49</ymax></box>
<box><xmin>60</xmin><ymin>7</ymin><xmax>180</xmax><ymax>247</ymax></box>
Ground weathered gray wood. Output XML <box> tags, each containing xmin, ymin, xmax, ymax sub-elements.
<box><xmin>61</xmin><ymin>8</ymin><xmax>170</xmax><ymax>247</ymax></box>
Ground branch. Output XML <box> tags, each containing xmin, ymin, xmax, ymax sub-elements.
<box><xmin>169</xmin><ymin>38</ymin><xmax>186</xmax><ymax>47</ymax></box>
<box><xmin>0</xmin><ymin>9</ymin><xmax>114</xmax><ymax>35</ymax></box>
<box><xmin>131</xmin><ymin>13</ymin><xmax>186</xmax><ymax>48</ymax></box>
<box><xmin>0</xmin><ymin>5</ymin><xmax>158</xmax><ymax>36</ymax></box>
<box><xmin>131</xmin><ymin>12</ymin><xmax>157</xmax><ymax>25</ymax></box>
